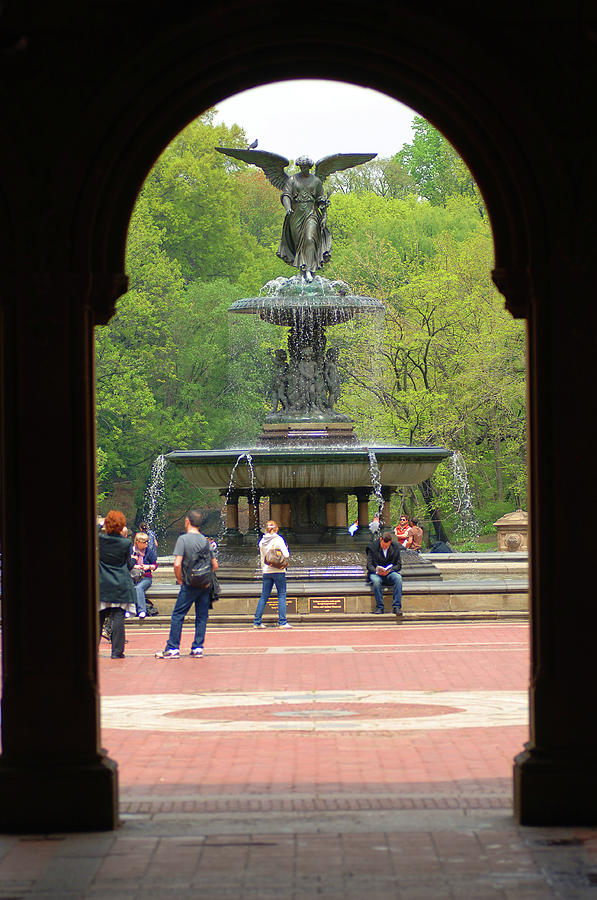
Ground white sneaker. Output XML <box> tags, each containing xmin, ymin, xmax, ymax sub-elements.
<box><xmin>155</xmin><ymin>649</ymin><xmax>180</xmax><ymax>659</ymax></box>
<box><xmin>253</xmin><ymin>624</ymin><xmax>266</xmax><ymax>629</ymax></box>
<box><xmin>279</xmin><ymin>623</ymin><xmax>292</xmax><ymax>629</ymax></box>
<box><xmin>189</xmin><ymin>648</ymin><xmax>203</xmax><ymax>657</ymax></box>
<box><xmin>138</xmin><ymin>611</ymin><xmax>146</xmax><ymax>619</ymax></box>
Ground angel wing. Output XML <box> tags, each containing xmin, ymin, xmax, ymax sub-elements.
<box><xmin>314</xmin><ymin>153</ymin><xmax>377</xmax><ymax>184</ymax></box>
<box><xmin>215</xmin><ymin>147</ymin><xmax>290</xmax><ymax>191</ymax></box>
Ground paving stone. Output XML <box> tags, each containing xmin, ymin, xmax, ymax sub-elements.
<box><xmin>3</xmin><ymin>624</ymin><xmax>597</xmax><ymax>897</ymax></box>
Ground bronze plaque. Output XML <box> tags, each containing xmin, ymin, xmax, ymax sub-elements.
<box><xmin>308</xmin><ymin>596</ymin><xmax>346</xmax><ymax>614</ymax></box>
<box><xmin>265</xmin><ymin>596</ymin><xmax>297</xmax><ymax>614</ymax></box>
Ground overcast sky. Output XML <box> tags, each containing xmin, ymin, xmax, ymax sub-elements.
<box><xmin>212</xmin><ymin>80</ymin><xmax>417</xmax><ymax>162</ymax></box>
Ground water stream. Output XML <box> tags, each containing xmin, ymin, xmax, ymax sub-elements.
<box><xmin>143</xmin><ymin>454</ymin><xmax>167</xmax><ymax>533</ymax></box>
<box><xmin>450</xmin><ymin>451</ymin><xmax>479</xmax><ymax>540</ymax></box>
<box><xmin>219</xmin><ymin>451</ymin><xmax>258</xmax><ymax>541</ymax></box>
<box><xmin>367</xmin><ymin>449</ymin><xmax>385</xmax><ymax>519</ymax></box>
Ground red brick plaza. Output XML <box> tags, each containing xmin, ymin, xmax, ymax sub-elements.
<box><xmin>2</xmin><ymin>621</ymin><xmax>597</xmax><ymax>897</ymax></box>
<box><xmin>103</xmin><ymin>623</ymin><xmax>529</xmax><ymax>810</ymax></box>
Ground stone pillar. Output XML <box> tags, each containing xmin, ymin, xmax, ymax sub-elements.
<box><xmin>381</xmin><ymin>487</ymin><xmax>394</xmax><ymax>531</ymax></box>
<box><xmin>499</xmin><ymin>261</ymin><xmax>597</xmax><ymax>824</ymax></box>
<box><xmin>280</xmin><ymin>499</ymin><xmax>292</xmax><ymax>530</ymax></box>
<box><xmin>333</xmin><ymin>491</ymin><xmax>348</xmax><ymax>537</ymax></box>
<box><xmin>225</xmin><ymin>490</ymin><xmax>242</xmax><ymax>545</ymax></box>
<box><xmin>353</xmin><ymin>489</ymin><xmax>372</xmax><ymax>543</ymax></box>
<box><xmin>326</xmin><ymin>500</ymin><xmax>336</xmax><ymax>527</ymax></box>
<box><xmin>270</xmin><ymin>495</ymin><xmax>283</xmax><ymax>526</ymax></box>
<box><xmin>0</xmin><ymin>272</ymin><xmax>120</xmax><ymax>831</ymax></box>
<box><xmin>245</xmin><ymin>491</ymin><xmax>260</xmax><ymax>541</ymax></box>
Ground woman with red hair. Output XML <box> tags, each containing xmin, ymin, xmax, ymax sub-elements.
<box><xmin>98</xmin><ymin>509</ymin><xmax>136</xmax><ymax>658</ymax></box>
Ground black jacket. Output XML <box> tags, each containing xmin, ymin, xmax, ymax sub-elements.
<box><xmin>366</xmin><ymin>538</ymin><xmax>402</xmax><ymax>576</ymax></box>
<box><xmin>99</xmin><ymin>533</ymin><xmax>136</xmax><ymax>605</ymax></box>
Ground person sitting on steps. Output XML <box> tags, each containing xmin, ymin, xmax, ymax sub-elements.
<box><xmin>366</xmin><ymin>531</ymin><xmax>403</xmax><ymax>616</ymax></box>
<box><xmin>393</xmin><ymin>514</ymin><xmax>409</xmax><ymax>547</ymax></box>
<box><xmin>130</xmin><ymin>531</ymin><xmax>158</xmax><ymax>619</ymax></box>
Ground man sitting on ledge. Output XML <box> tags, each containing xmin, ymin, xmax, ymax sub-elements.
<box><xmin>366</xmin><ymin>531</ymin><xmax>403</xmax><ymax>615</ymax></box>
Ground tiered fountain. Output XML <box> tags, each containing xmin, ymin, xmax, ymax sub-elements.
<box><xmin>166</xmin><ymin>146</ymin><xmax>450</xmax><ymax>591</ymax></box>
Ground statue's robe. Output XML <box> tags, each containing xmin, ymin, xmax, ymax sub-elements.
<box><xmin>277</xmin><ymin>172</ymin><xmax>332</xmax><ymax>274</ymax></box>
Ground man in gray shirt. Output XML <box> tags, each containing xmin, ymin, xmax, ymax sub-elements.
<box><xmin>155</xmin><ymin>510</ymin><xmax>218</xmax><ymax>658</ymax></box>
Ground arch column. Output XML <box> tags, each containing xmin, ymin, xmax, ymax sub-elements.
<box><xmin>497</xmin><ymin>260</ymin><xmax>597</xmax><ymax>824</ymax></box>
<box><xmin>0</xmin><ymin>272</ymin><xmax>120</xmax><ymax>831</ymax></box>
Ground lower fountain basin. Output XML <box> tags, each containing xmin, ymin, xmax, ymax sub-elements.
<box><xmin>166</xmin><ymin>446</ymin><xmax>451</xmax><ymax>490</ymax></box>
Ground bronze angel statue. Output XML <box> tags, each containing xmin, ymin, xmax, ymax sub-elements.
<box><xmin>215</xmin><ymin>148</ymin><xmax>376</xmax><ymax>281</ymax></box>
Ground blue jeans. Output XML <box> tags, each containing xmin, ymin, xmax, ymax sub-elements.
<box><xmin>134</xmin><ymin>577</ymin><xmax>152</xmax><ymax>615</ymax></box>
<box><xmin>164</xmin><ymin>582</ymin><xmax>211</xmax><ymax>651</ymax></box>
<box><xmin>254</xmin><ymin>572</ymin><xmax>288</xmax><ymax>625</ymax></box>
<box><xmin>369</xmin><ymin>571</ymin><xmax>403</xmax><ymax>612</ymax></box>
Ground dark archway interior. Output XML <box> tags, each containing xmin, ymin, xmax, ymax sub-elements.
<box><xmin>1</xmin><ymin>2</ymin><xmax>597</xmax><ymax>831</ymax></box>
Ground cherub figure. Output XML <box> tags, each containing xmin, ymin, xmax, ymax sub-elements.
<box><xmin>215</xmin><ymin>147</ymin><xmax>376</xmax><ymax>281</ymax></box>
<box><xmin>296</xmin><ymin>347</ymin><xmax>319</xmax><ymax>411</ymax></box>
<box><xmin>269</xmin><ymin>348</ymin><xmax>289</xmax><ymax>412</ymax></box>
<box><xmin>323</xmin><ymin>346</ymin><xmax>341</xmax><ymax>409</ymax></box>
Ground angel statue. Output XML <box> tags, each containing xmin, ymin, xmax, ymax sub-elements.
<box><xmin>215</xmin><ymin>147</ymin><xmax>376</xmax><ymax>282</ymax></box>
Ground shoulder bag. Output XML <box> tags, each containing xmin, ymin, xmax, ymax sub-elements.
<box><xmin>265</xmin><ymin>547</ymin><xmax>288</xmax><ymax>569</ymax></box>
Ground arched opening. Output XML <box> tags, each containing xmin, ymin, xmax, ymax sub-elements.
<box><xmin>2</xmin><ymin>5</ymin><xmax>594</xmax><ymax>835</ymax></box>
<box><xmin>95</xmin><ymin>77</ymin><xmax>518</xmax><ymax>816</ymax></box>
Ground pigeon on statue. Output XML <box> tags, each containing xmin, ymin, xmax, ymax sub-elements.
<box><xmin>248</xmin><ymin>138</ymin><xmax>258</xmax><ymax>149</ymax></box>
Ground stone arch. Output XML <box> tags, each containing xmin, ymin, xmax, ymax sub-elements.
<box><xmin>2</xmin><ymin>3</ymin><xmax>594</xmax><ymax>832</ymax></box>
<box><xmin>76</xmin><ymin>11</ymin><xmax>552</xmax><ymax>324</ymax></box>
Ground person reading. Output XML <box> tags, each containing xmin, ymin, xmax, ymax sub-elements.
<box><xmin>366</xmin><ymin>531</ymin><xmax>403</xmax><ymax>616</ymax></box>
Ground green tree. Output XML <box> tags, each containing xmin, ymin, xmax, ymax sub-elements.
<box><xmin>398</xmin><ymin>116</ymin><xmax>483</xmax><ymax>213</ymax></box>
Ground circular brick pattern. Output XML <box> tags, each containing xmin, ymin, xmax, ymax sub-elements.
<box><xmin>102</xmin><ymin>689</ymin><xmax>527</xmax><ymax>733</ymax></box>
<box><xmin>165</xmin><ymin>702</ymin><xmax>462</xmax><ymax>720</ymax></box>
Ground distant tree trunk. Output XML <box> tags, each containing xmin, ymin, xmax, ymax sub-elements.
<box><xmin>493</xmin><ymin>435</ymin><xmax>504</xmax><ymax>501</ymax></box>
<box><xmin>419</xmin><ymin>478</ymin><xmax>450</xmax><ymax>545</ymax></box>
<box><xmin>490</xmin><ymin>406</ymin><xmax>504</xmax><ymax>501</ymax></box>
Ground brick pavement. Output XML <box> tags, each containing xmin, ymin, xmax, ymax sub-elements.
<box><xmin>2</xmin><ymin>622</ymin><xmax>597</xmax><ymax>897</ymax></box>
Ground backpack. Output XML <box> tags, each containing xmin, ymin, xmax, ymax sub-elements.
<box><xmin>185</xmin><ymin>538</ymin><xmax>213</xmax><ymax>589</ymax></box>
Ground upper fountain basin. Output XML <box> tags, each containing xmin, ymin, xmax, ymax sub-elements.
<box><xmin>166</xmin><ymin>446</ymin><xmax>452</xmax><ymax>491</ymax></box>
<box><xmin>228</xmin><ymin>275</ymin><xmax>384</xmax><ymax>326</ymax></box>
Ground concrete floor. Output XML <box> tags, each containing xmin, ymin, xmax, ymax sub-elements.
<box><xmin>1</xmin><ymin>621</ymin><xmax>595</xmax><ymax>898</ymax></box>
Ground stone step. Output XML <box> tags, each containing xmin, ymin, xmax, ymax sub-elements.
<box><xmin>144</xmin><ymin>578</ymin><xmax>528</xmax><ymax>617</ymax></box>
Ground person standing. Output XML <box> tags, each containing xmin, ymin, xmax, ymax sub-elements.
<box><xmin>98</xmin><ymin>509</ymin><xmax>136</xmax><ymax>658</ymax></box>
<box><xmin>253</xmin><ymin>520</ymin><xmax>291</xmax><ymax>629</ymax></box>
<box><xmin>155</xmin><ymin>510</ymin><xmax>218</xmax><ymax>659</ymax></box>
<box><xmin>366</xmin><ymin>531</ymin><xmax>403</xmax><ymax>616</ymax></box>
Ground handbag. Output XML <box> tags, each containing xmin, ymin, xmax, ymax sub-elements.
<box><xmin>265</xmin><ymin>547</ymin><xmax>287</xmax><ymax>569</ymax></box>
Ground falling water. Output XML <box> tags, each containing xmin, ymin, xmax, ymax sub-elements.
<box><xmin>143</xmin><ymin>454</ymin><xmax>167</xmax><ymax>532</ymax></box>
<box><xmin>450</xmin><ymin>451</ymin><xmax>479</xmax><ymax>540</ymax></box>
<box><xmin>367</xmin><ymin>449</ymin><xmax>385</xmax><ymax>519</ymax></box>
<box><xmin>219</xmin><ymin>451</ymin><xmax>258</xmax><ymax>541</ymax></box>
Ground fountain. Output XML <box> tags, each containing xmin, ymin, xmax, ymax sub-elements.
<box><xmin>166</xmin><ymin>145</ymin><xmax>451</xmax><ymax>600</ymax></box>
<box><xmin>167</xmin><ymin>278</ymin><xmax>450</xmax><ymax>576</ymax></box>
